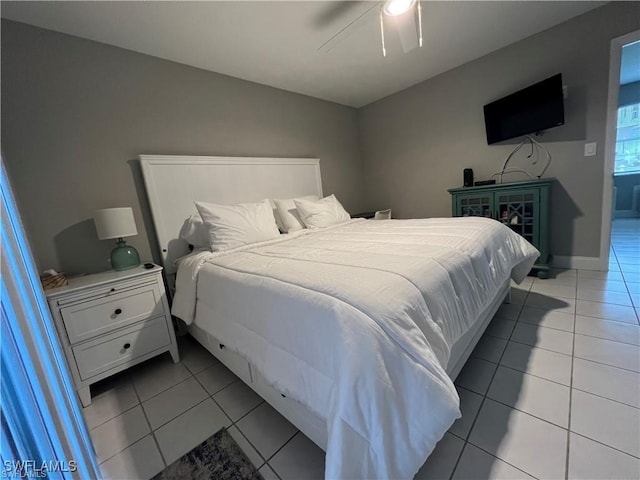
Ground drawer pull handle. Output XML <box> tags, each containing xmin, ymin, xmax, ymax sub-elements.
<box><xmin>114</xmin><ymin>308</ymin><xmax>122</xmax><ymax>315</ymax></box>
<box><xmin>123</xmin><ymin>343</ymin><xmax>131</xmax><ymax>350</ymax></box>
<box><xmin>219</xmin><ymin>343</ymin><xmax>225</xmax><ymax>350</ymax></box>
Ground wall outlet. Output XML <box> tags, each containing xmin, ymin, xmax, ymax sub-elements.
<box><xmin>584</xmin><ymin>142</ymin><xmax>597</xmax><ymax>157</ymax></box>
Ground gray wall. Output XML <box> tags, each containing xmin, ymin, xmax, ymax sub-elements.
<box><xmin>358</xmin><ymin>2</ymin><xmax>640</xmax><ymax>258</ymax></box>
<box><xmin>1</xmin><ymin>20</ymin><xmax>364</xmax><ymax>275</ymax></box>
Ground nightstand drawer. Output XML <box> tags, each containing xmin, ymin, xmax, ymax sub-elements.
<box><xmin>73</xmin><ymin>316</ymin><xmax>170</xmax><ymax>381</ymax></box>
<box><xmin>61</xmin><ymin>286</ymin><xmax>164</xmax><ymax>344</ymax></box>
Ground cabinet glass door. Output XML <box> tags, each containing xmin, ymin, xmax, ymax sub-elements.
<box><xmin>496</xmin><ymin>190</ymin><xmax>539</xmax><ymax>246</ymax></box>
<box><xmin>457</xmin><ymin>194</ymin><xmax>494</xmax><ymax>218</ymax></box>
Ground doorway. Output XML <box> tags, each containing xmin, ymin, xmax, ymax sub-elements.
<box><xmin>602</xmin><ymin>30</ymin><xmax>640</xmax><ymax>276</ymax></box>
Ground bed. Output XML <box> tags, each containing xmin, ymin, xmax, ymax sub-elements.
<box><xmin>140</xmin><ymin>155</ymin><xmax>539</xmax><ymax>479</ymax></box>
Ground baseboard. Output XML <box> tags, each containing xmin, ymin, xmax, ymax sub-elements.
<box><xmin>553</xmin><ymin>255</ymin><xmax>608</xmax><ymax>271</ymax></box>
<box><xmin>613</xmin><ymin>210</ymin><xmax>640</xmax><ymax>219</ymax></box>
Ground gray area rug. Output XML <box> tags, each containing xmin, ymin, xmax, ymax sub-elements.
<box><xmin>152</xmin><ymin>428</ymin><xmax>264</xmax><ymax>480</ymax></box>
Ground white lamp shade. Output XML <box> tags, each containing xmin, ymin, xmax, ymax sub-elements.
<box><xmin>94</xmin><ymin>208</ymin><xmax>138</xmax><ymax>240</ymax></box>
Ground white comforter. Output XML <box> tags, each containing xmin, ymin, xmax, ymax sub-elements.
<box><xmin>172</xmin><ymin>218</ymin><xmax>539</xmax><ymax>479</ymax></box>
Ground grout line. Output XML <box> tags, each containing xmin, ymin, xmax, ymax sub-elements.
<box><xmin>209</xmin><ymin>395</ymin><xmax>235</xmax><ymax>428</ymax></box>
<box><xmin>572</xmin><ymin>343</ymin><xmax>639</xmax><ymax>366</ymax></box>
<box><xmin>230</xmin><ymin>400</ymin><xmax>266</xmax><ymax>427</ymax></box>
<box><xmin>473</xmin><ymin>361</ymin><xmax>567</xmax><ymax>388</ymax></box>
<box><xmin>574</xmin><ymin>314</ymin><xmax>640</xmax><ymax>328</ymax></box>
<box><xmin>574</xmin><ymin>307</ymin><xmax>638</xmax><ymax>323</ymax></box>
<box><xmin>182</xmin><ymin>358</ymin><xmax>219</xmax><ymax>376</ymax></box>
<box><xmin>264</xmin><ymin>462</ymin><xmax>284</xmax><ymax>480</ymax></box>
<box><xmin>86</xmin><ymin>402</ymin><xmax>141</xmax><ymax>432</ymax></box>
<box><xmin>569</xmin><ymin>430</ymin><xmax>640</xmax><ymax>461</ymax></box>
<box><xmin>461</xmin><ymin>441</ymin><xmax>542</xmax><ymax>480</ymax></box>
<box><xmin>190</xmin><ymin>364</ymin><xmax>305</xmax><ymax>470</ymax></box>
<box><xmin>513</xmin><ymin>320</ymin><xmax>574</xmax><ymax>334</ymax></box>
<box><xmin>131</xmin><ymin>376</ymin><xmax>169</xmax><ymax>468</ymax></box>
<box><xmin>462</xmin><ymin>360</ymin><xmax>594</xmax><ymax>433</ymax></box>
<box><xmin>571</xmin><ymin>329</ymin><xmax>640</xmax><ymax>348</ymax></box>
<box><xmin>228</xmin><ymin>425</ymin><xmax>267</xmax><ymax>470</ymax></box>
<box><xmin>491</xmin><ymin>314</ymin><xmax>520</xmax><ymax>324</ymax></box>
<box><xmin>132</xmin><ymin>363</ymin><xmax>194</xmax><ymax>403</ymax></box>
<box><xmin>453</xmin><ymin>281</ymin><xmax>625</xmax><ymax>479</ymax></box>
<box><xmin>621</xmin><ymin>256</ymin><xmax>640</xmax><ymax>323</ymax></box>
<box><xmin>188</xmin><ymin>364</ymin><xmax>272</xmax><ymax>465</ymax></box>
<box><xmin>496</xmin><ymin>341</ymin><xmax>640</xmax><ymax>385</ymax></box>
<box><xmin>480</xmin><ymin>393</ymin><xmax>570</xmax><ymax>431</ymax></box>
<box><xmin>92</xmin><ymin>424</ymin><xmax>148</xmax><ymax>468</ymax></box>
<box><xmin>564</xmin><ymin>279</ymin><xmax>578</xmax><ymax>480</ymax></box>
<box><xmin>140</xmin><ymin>374</ymin><xmax>196</xmax><ymax>404</ymax></box>
<box><xmin>575</xmin><ymin>296</ymin><xmax>635</xmax><ymax>308</ymax></box>
<box><xmin>188</xmin><ymin>367</ymin><xmax>235</xmax><ymax>422</ymax></box>
<box><xmin>264</xmin><ymin>430</ymin><xmax>300</xmax><ymax>464</ymax></box>
<box><xmin>97</xmin><ymin>434</ymin><xmax>162</xmax><ymax>474</ymax></box>
<box><xmin>138</xmin><ymin>358</ymin><xmax>274</xmax><ymax>473</ymax></box>
<box><xmin>134</xmin><ymin>353</ymin><xmax>260</xmax><ymax>467</ymax></box>
<box><xmin>572</xmin><ymin>340</ymin><xmax>639</xmax><ymax>374</ymax></box>
<box><xmin>486</xmin><ymin>327</ymin><xmax>639</xmax><ymax>375</ymax></box>
<box><xmin>447</xmin><ymin>429</ymin><xmax>466</xmax><ymax>442</ymax></box>
<box><xmin>146</xmin><ymin>390</ymin><xmax>213</xmax><ymax>432</ymax></box>
<box><xmin>570</xmin><ymin>384</ymin><xmax>640</xmax><ymax>410</ymax></box>
<box><xmin>449</xmin><ymin>304</ymin><xmax>520</xmax><ymax>479</ymax></box>
<box><xmin>503</xmin><ymin>337</ymin><xmax>573</xmax><ymax>357</ymax></box>
<box><xmin>150</xmin><ymin>396</ymin><xmax>220</xmax><ymax>459</ymax></box>
<box><xmin>92</xmin><ymin>387</ymin><xmax>166</xmax><ymax>470</ymax></box>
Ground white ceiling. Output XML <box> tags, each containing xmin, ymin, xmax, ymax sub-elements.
<box><xmin>1</xmin><ymin>1</ymin><xmax>606</xmax><ymax>107</ymax></box>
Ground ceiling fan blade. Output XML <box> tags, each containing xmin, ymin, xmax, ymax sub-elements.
<box><xmin>318</xmin><ymin>3</ymin><xmax>379</xmax><ymax>54</ymax></box>
<box><xmin>312</xmin><ymin>1</ymin><xmax>368</xmax><ymax>29</ymax></box>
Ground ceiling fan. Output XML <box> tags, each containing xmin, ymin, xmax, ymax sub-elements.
<box><xmin>317</xmin><ymin>0</ymin><xmax>423</xmax><ymax>57</ymax></box>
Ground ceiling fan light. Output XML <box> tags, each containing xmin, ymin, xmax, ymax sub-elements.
<box><xmin>383</xmin><ymin>0</ymin><xmax>417</xmax><ymax>17</ymax></box>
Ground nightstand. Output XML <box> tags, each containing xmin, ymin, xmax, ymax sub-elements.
<box><xmin>45</xmin><ymin>264</ymin><xmax>179</xmax><ymax>406</ymax></box>
<box><xmin>352</xmin><ymin>211</ymin><xmax>376</xmax><ymax>219</ymax></box>
<box><xmin>352</xmin><ymin>209</ymin><xmax>392</xmax><ymax>220</ymax></box>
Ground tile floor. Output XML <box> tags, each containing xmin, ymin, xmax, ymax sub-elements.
<box><xmin>86</xmin><ymin>219</ymin><xmax>640</xmax><ymax>479</ymax></box>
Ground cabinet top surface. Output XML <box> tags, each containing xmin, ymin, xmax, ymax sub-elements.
<box><xmin>45</xmin><ymin>264</ymin><xmax>163</xmax><ymax>298</ymax></box>
<box><xmin>448</xmin><ymin>177</ymin><xmax>554</xmax><ymax>193</ymax></box>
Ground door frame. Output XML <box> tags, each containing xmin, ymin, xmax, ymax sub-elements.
<box><xmin>600</xmin><ymin>29</ymin><xmax>640</xmax><ymax>268</ymax></box>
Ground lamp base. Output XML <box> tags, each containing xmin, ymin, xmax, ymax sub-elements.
<box><xmin>111</xmin><ymin>238</ymin><xmax>141</xmax><ymax>271</ymax></box>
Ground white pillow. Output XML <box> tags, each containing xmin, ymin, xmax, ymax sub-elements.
<box><xmin>273</xmin><ymin>195</ymin><xmax>320</xmax><ymax>233</ymax></box>
<box><xmin>294</xmin><ymin>194</ymin><xmax>351</xmax><ymax>229</ymax></box>
<box><xmin>194</xmin><ymin>199</ymin><xmax>280</xmax><ymax>251</ymax></box>
<box><xmin>179</xmin><ymin>213</ymin><xmax>210</xmax><ymax>249</ymax></box>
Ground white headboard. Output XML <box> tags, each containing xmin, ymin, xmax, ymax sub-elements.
<box><xmin>139</xmin><ymin>155</ymin><xmax>322</xmax><ymax>275</ymax></box>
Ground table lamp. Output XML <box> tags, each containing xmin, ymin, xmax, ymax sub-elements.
<box><xmin>94</xmin><ymin>207</ymin><xmax>141</xmax><ymax>271</ymax></box>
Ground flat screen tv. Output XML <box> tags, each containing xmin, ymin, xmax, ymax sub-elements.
<box><xmin>483</xmin><ymin>74</ymin><xmax>564</xmax><ymax>145</ymax></box>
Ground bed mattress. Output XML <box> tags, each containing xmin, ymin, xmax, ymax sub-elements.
<box><xmin>172</xmin><ymin>217</ymin><xmax>539</xmax><ymax>479</ymax></box>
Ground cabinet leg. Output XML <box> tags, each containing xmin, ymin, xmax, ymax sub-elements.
<box><xmin>170</xmin><ymin>345</ymin><xmax>180</xmax><ymax>364</ymax></box>
<box><xmin>78</xmin><ymin>386</ymin><xmax>91</xmax><ymax>407</ymax></box>
<box><xmin>537</xmin><ymin>269</ymin><xmax>550</xmax><ymax>279</ymax></box>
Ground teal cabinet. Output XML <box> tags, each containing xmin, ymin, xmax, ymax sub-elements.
<box><xmin>448</xmin><ymin>179</ymin><xmax>552</xmax><ymax>278</ymax></box>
